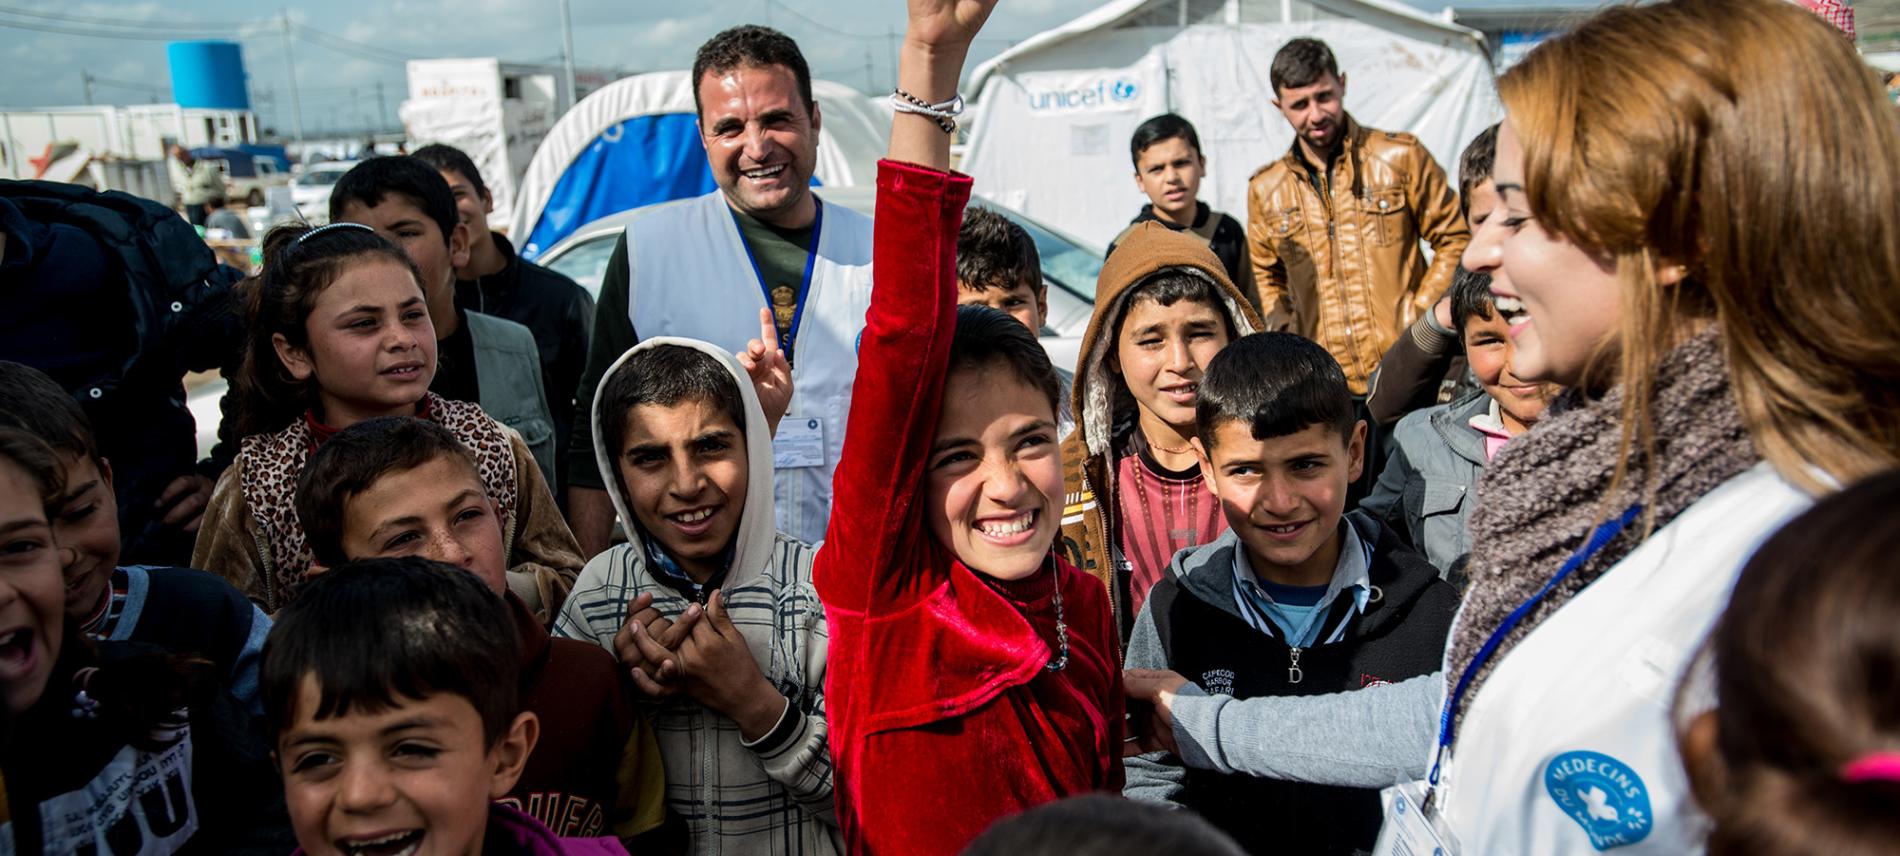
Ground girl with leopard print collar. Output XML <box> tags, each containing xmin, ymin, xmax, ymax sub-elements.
<box><xmin>190</xmin><ymin>223</ymin><xmax>582</xmax><ymax>619</ymax></box>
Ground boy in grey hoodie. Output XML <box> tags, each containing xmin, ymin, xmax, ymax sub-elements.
<box><xmin>554</xmin><ymin>332</ymin><xmax>839</xmax><ymax>855</ymax></box>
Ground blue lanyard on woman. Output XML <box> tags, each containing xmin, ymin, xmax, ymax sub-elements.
<box><xmin>1426</xmin><ymin>503</ymin><xmax>1644</xmax><ymax>796</ymax></box>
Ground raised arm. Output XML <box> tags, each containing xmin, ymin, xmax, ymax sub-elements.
<box><xmin>887</xmin><ymin>0</ymin><xmax>995</xmax><ymax>170</ymax></box>
<box><xmin>815</xmin><ymin>0</ymin><xmax>994</xmax><ymax>613</ymax></box>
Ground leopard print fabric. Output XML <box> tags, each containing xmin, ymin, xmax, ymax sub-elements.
<box><xmin>238</xmin><ymin>393</ymin><xmax>520</xmax><ymax>608</ymax></box>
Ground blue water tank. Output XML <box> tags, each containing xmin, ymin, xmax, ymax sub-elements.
<box><xmin>168</xmin><ymin>41</ymin><xmax>250</xmax><ymax>110</ymax></box>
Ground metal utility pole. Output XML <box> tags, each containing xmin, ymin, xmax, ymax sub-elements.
<box><xmin>280</xmin><ymin>8</ymin><xmax>306</xmax><ymax>144</ymax></box>
<box><xmin>558</xmin><ymin>0</ymin><xmax>578</xmax><ymax>111</ymax></box>
<box><xmin>375</xmin><ymin>81</ymin><xmax>388</xmax><ymax>131</ymax></box>
<box><xmin>81</xmin><ymin>70</ymin><xmax>95</xmax><ymax>105</ymax></box>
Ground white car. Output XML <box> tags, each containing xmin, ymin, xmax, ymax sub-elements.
<box><xmin>535</xmin><ymin>187</ymin><xmax>1103</xmax><ymax>374</ymax></box>
<box><xmin>290</xmin><ymin>161</ymin><xmax>362</xmax><ymax>223</ymax></box>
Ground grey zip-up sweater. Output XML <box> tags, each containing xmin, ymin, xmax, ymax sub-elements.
<box><xmin>553</xmin><ymin>337</ymin><xmax>840</xmax><ymax>856</ymax></box>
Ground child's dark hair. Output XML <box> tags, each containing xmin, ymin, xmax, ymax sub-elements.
<box><xmin>295</xmin><ymin>417</ymin><xmax>482</xmax><ymax>569</ymax></box>
<box><xmin>957</xmin><ymin>207</ymin><xmax>1042</xmax><ymax>297</ymax></box>
<box><xmin>1448</xmin><ymin>267</ymin><xmax>1496</xmax><ymax>334</ymax></box>
<box><xmin>961</xmin><ymin>795</ymin><xmax>1246</xmax><ymax>856</ymax></box>
<box><xmin>597</xmin><ymin>346</ymin><xmax>748</xmax><ymax>492</ymax></box>
<box><xmin>1457</xmin><ymin>124</ymin><xmax>1500</xmax><ymax>216</ymax></box>
<box><xmin>949</xmin><ymin>305</ymin><xmax>1060</xmax><ymax>418</ymax></box>
<box><xmin>410</xmin><ymin>143</ymin><xmax>490</xmax><ymax>205</ymax></box>
<box><xmin>1681</xmin><ymin>469</ymin><xmax>1900</xmax><ymax>856</ymax></box>
<box><xmin>1195</xmin><ymin>332</ymin><xmax>1356</xmax><ymax>449</ymax></box>
<box><xmin>692</xmin><ymin>25</ymin><xmax>813</xmax><ymax>117</ymax></box>
<box><xmin>1129</xmin><ymin>113</ymin><xmax>1203</xmax><ymax>169</ymax></box>
<box><xmin>0</xmin><ymin>426</ymin><xmax>64</xmax><ymax>503</ymax></box>
<box><xmin>0</xmin><ymin>361</ymin><xmax>98</xmax><ymax>466</ymax></box>
<box><xmin>234</xmin><ymin>223</ymin><xmax>423</xmax><ymax>437</ymax></box>
<box><xmin>261</xmin><ymin>556</ymin><xmax>521</xmax><ymax>744</ymax></box>
<box><xmin>1110</xmin><ymin>269</ymin><xmax>1237</xmax><ymax>348</ymax></box>
<box><xmin>1270</xmin><ymin>38</ymin><xmax>1340</xmax><ymax>94</ymax></box>
<box><xmin>327</xmin><ymin>156</ymin><xmax>460</xmax><ymax>250</ymax></box>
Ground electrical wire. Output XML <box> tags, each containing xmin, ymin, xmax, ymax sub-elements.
<box><xmin>293</xmin><ymin>22</ymin><xmax>423</xmax><ymax>66</ymax></box>
<box><xmin>0</xmin><ymin>4</ymin><xmax>251</xmax><ymax>32</ymax></box>
<box><xmin>0</xmin><ymin>15</ymin><xmax>252</xmax><ymax>41</ymax></box>
<box><xmin>0</xmin><ymin>5</ymin><xmax>427</xmax><ymax>67</ymax></box>
<box><xmin>86</xmin><ymin>74</ymin><xmax>170</xmax><ymax>94</ymax></box>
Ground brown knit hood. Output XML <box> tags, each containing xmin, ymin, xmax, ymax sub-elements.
<box><xmin>1070</xmin><ymin>221</ymin><xmax>1265</xmax><ymax>460</ymax></box>
<box><xmin>1056</xmin><ymin>221</ymin><xmax>1263</xmax><ymax>639</ymax></box>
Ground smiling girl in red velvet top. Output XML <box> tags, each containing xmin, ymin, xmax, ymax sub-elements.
<box><xmin>811</xmin><ymin>1</ymin><xmax>1124</xmax><ymax>854</ymax></box>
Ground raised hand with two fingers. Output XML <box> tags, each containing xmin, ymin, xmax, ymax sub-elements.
<box><xmin>736</xmin><ymin>306</ymin><xmax>793</xmax><ymax>435</ymax></box>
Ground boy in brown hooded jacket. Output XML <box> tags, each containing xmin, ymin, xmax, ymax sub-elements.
<box><xmin>1058</xmin><ymin>223</ymin><xmax>1263</xmax><ymax>641</ymax></box>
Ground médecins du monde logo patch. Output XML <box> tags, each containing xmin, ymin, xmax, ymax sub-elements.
<box><xmin>1543</xmin><ymin>750</ymin><xmax>1654</xmax><ymax>850</ymax></box>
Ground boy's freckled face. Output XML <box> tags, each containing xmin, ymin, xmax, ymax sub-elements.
<box><xmin>1113</xmin><ymin>296</ymin><xmax>1230</xmax><ymax>430</ymax></box>
<box><xmin>1198</xmin><ymin>420</ymin><xmax>1363</xmax><ymax>583</ymax></box>
<box><xmin>278</xmin><ymin>678</ymin><xmax>499</xmax><ymax>856</ymax></box>
<box><xmin>926</xmin><ymin>365</ymin><xmax>1063</xmax><ymax>581</ymax></box>
<box><xmin>957</xmin><ymin>279</ymin><xmax>1048</xmax><ymax>336</ymax></box>
<box><xmin>51</xmin><ymin>453</ymin><xmax>119</xmax><ymax>619</ymax></box>
<box><xmin>617</xmin><ymin>400</ymin><xmax>748</xmax><ymax>581</ymax></box>
<box><xmin>1133</xmin><ymin>136</ymin><xmax>1206</xmax><ymax>223</ymax></box>
<box><xmin>341</xmin><ymin>457</ymin><xmax>507</xmax><ymax>595</ymax></box>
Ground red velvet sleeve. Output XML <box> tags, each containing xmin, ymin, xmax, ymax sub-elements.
<box><xmin>816</xmin><ymin>160</ymin><xmax>972</xmax><ymax>613</ymax></box>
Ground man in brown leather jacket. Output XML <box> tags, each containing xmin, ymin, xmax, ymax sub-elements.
<box><xmin>1247</xmin><ymin>38</ymin><xmax>1470</xmax><ymax>395</ymax></box>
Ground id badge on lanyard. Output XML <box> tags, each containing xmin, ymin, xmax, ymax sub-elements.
<box><xmin>1373</xmin><ymin>780</ymin><xmax>1460</xmax><ymax>856</ymax></box>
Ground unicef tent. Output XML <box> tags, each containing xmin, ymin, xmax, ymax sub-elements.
<box><xmin>962</xmin><ymin>0</ymin><xmax>1500</xmax><ymax>246</ymax></box>
<box><xmin>508</xmin><ymin>71</ymin><xmax>887</xmax><ymax>260</ymax></box>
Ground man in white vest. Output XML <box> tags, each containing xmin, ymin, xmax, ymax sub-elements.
<box><xmin>566</xmin><ymin>24</ymin><xmax>875</xmax><ymax>555</ymax></box>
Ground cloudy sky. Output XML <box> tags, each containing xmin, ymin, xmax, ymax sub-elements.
<box><xmin>0</xmin><ymin>0</ymin><xmax>1518</xmax><ymax>136</ymax></box>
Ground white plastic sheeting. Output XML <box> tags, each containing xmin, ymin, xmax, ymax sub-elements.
<box><xmin>400</xmin><ymin>95</ymin><xmax>512</xmax><ymax>213</ymax></box>
<box><xmin>962</xmin><ymin>0</ymin><xmax>1501</xmax><ymax>246</ymax></box>
<box><xmin>506</xmin><ymin>71</ymin><xmax>888</xmax><ymax>245</ymax></box>
<box><xmin>401</xmin><ymin>58</ymin><xmax>559</xmax><ymax>229</ymax></box>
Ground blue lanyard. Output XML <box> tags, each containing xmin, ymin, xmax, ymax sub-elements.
<box><xmin>1427</xmin><ymin>503</ymin><xmax>1643</xmax><ymax>788</ymax></box>
<box><xmin>731</xmin><ymin>199</ymin><xmax>823</xmax><ymax>368</ymax></box>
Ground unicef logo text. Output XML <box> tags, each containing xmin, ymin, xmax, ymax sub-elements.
<box><xmin>1026</xmin><ymin>78</ymin><xmax>1140</xmax><ymax>112</ymax></box>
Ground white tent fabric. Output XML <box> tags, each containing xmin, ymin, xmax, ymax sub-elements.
<box><xmin>506</xmin><ymin>70</ymin><xmax>888</xmax><ymax>242</ymax></box>
<box><xmin>962</xmin><ymin>0</ymin><xmax>1501</xmax><ymax>247</ymax></box>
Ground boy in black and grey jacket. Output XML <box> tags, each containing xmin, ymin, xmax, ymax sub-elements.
<box><xmin>1123</xmin><ymin>333</ymin><xmax>1458</xmax><ymax>855</ymax></box>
